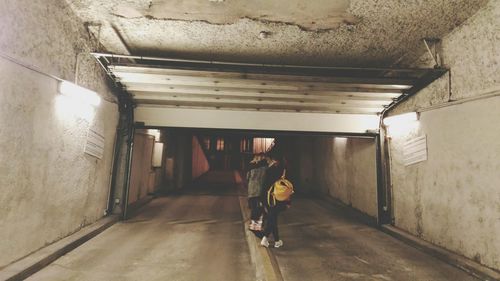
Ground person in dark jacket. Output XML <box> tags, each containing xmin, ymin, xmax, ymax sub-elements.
<box><xmin>260</xmin><ymin>153</ymin><xmax>291</xmax><ymax>248</ymax></box>
<box><xmin>246</xmin><ymin>153</ymin><xmax>268</xmax><ymax>230</ymax></box>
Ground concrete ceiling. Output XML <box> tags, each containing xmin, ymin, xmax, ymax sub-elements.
<box><xmin>68</xmin><ymin>0</ymin><xmax>488</xmax><ymax>67</ymax></box>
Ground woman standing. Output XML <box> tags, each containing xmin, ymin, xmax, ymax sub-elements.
<box><xmin>246</xmin><ymin>153</ymin><xmax>268</xmax><ymax>230</ymax></box>
<box><xmin>260</xmin><ymin>153</ymin><xmax>291</xmax><ymax>248</ymax></box>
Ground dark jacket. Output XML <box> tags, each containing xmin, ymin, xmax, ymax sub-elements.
<box><xmin>263</xmin><ymin>161</ymin><xmax>285</xmax><ymax>191</ymax></box>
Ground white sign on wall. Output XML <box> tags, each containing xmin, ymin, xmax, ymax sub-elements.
<box><xmin>85</xmin><ymin>127</ymin><xmax>105</xmax><ymax>159</ymax></box>
<box><xmin>404</xmin><ymin>135</ymin><xmax>427</xmax><ymax>166</ymax></box>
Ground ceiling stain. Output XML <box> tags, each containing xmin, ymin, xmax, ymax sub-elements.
<box><xmin>113</xmin><ymin>0</ymin><xmax>358</xmax><ymax>31</ymax></box>
<box><xmin>65</xmin><ymin>0</ymin><xmax>490</xmax><ymax>67</ymax></box>
<box><xmin>113</xmin><ymin>5</ymin><xmax>143</xmax><ymax>19</ymax></box>
<box><xmin>148</xmin><ymin>0</ymin><xmax>357</xmax><ymax>31</ymax></box>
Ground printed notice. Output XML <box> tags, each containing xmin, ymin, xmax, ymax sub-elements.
<box><xmin>404</xmin><ymin>135</ymin><xmax>427</xmax><ymax>166</ymax></box>
<box><xmin>85</xmin><ymin>127</ymin><xmax>105</xmax><ymax>159</ymax></box>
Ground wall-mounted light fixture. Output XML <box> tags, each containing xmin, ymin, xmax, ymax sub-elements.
<box><xmin>152</xmin><ymin>142</ymin><xmax>164</xmax><ymax>168</ymax></box>
<box><xmin>147</xmin><ymin>129</ymin><xmax>161</xmax><ymax>141</ymax></box>
<box><xmin>59</xmin><ymin>81</ymin><xmax>101</xmax><ymax>106</ymax></box>
<box><xmin>383</xmin><ymin>112</ymin><xmax>418</xmax><ymax>127</ymax></box>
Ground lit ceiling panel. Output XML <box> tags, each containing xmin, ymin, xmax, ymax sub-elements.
<box><xmin>94</xmin><ymin>53</ymin><xmax>446</xmax><ymax>116</ymax></box>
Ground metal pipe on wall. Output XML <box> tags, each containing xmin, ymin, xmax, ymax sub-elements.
<box><xmin>105</xmin><ymin>124</ymin><xmax>119</xmax><ymax>215</ymax></box>
<box><xmin>106</xmin><ymin>104</ymin><xmax>127</xmax><ymax>215</ymax></box>
<box><xmin>375</xmin><ymin>134</ymin><xmax>389</xmax><ymax>225</ymax></box>
<box><xmin>376</xmin><ymin>111</ymin><xmax>393</xmax><ymax>225</ymax></box>
<box><xmin>122</xmin><ymin>107</ymin><xmax>135</xmax><ymax>220</ymax></box>
<box><xmin>93</xmin><ymin>27</ymin><xmax>137</xmax><ymax>216</ymax></box>
<box><xmin>90</xmin><ymin>52</ymin><xmax>428</xmax><ymax>72</ymax></box>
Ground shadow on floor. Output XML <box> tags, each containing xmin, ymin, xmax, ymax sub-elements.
<box><xmin>184</xmin><ymin>170</ymin><xmax>247</xmax><ymax>197</ymax></box>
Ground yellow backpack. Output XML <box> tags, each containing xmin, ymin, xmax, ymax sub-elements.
<box><xmin>267</xmin><ymin>169</ymin><xmax>294</xmax><ymax>206</ymax></box>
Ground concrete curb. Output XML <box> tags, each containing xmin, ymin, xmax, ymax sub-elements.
<box><xmin>381</xmin><ymin>225</ymin><xmax>500</xmax><ymax>281</ymax></box>
<box><xmin>238</xmin><ymin>196</ymin><xmax>284</xmax><ymax>281</ymax></box>
<box><xmin>0</xmin><ymin>215</ymin><xmax>120</xmax><ymax>281</ymax></box>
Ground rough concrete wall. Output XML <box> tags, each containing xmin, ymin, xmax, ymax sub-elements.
<box><xmin>292</xmin><ymin>137</ymin><xmax>377</xmax><ymax>218</ymax></box>
<box><xmin>329</xmin><ymin>138</ymin><xmax>378</xmax><ymax>217</ymax></box>
<box><xmin>295</xmin><ymin>137</ymin><xmax>314</xmax><ymax>194</ymax></box>
<box><xmin>311</xmin><ymin>138</ymin><xmax>333</xmax><ymax>195</ymax></box>
<box><xmin>0</xmin><ymin>0</ymin><xmax>119</xmax><ymax>267</ymax></box>
<box><xmin>192</xmin><ymin>137</ymin><xmax>210</xmax><ymax>179</ymax></box>
<box><xmin>167</xmin><ymin>132</ymin><xmax>193</xmax><ymax>190</ymax></box>
<box><xmin>162</xmin><ymin>130</ymin><xmax>193</xmax><ymax>192</ymax></box>
<box><xmin>347</xmin><ymin>139</ymin><xmax>378</xmax><ymax>217</ymax></box>
<box><xmin>331</xmin><ymin>138</ymin><xmax>349</xmax><ymax>203</ymax></box>
<box><xmin>387</xmin><ymin>0</ymin><xmax>500</xmax><ymax>270</ymax></box>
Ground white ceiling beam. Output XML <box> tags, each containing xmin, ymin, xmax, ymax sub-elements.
<box><xmin>129</xmin><ymin>90</ymin><xmax>396</xmax><ymax>104</ymax></box>
<box><xmin>110</xmin><ymin>65</ymin><xmax>416</xmax><ymax>85</ymax></box>
<box><xmin>131</xmin><ymin>91</ymin><xmax>393</xmax><ymax>105</ymax></box>
<box><xmin>114</xmin><ymin>72</ymin><xmax>412</xmax><ymax>90</ymax></box>
<box><xmin>132</xmin><ymin>92</ymin><xmax>391</xmax><ymax>107</ymax></box>
<box><xmin>134</xmin><ymin>106</ymin><xmax>381</xmax><ymax>133</ymax></box>
<box><xmin>125</xmin><ymin>83</ymin><xmax>402</xmax><ymax>98</ymax></box>
<box><xmin>134</xmin><ymin>99</ymin><xmax>383</xmax><ymax>114</ymax></box>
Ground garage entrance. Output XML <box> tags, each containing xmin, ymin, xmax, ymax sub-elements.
<box><xmin>94</xmin><ymin>54</ymin><xmax>446</xmax><ymax>222</ymax></box>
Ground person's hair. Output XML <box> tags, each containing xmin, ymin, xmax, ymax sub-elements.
<box><xmin>250</xmin><ymin>154</ymin><xmax>263</xmax><ymax>164</ymax></box>
<box><xmin>267</xmin><ymin>149</ymin><xmax>283</xmax><ymax>161</ymax></box>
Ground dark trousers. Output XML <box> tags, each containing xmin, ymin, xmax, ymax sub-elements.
<box><xmin>263</xmin><ymin>204</ymin><xmax>285</xmax><ymax>241</ymax></box>
<box><xmin>248</xmin><ymin>197</ymin><xmax>262</xmax><ymax>221</ymax></box>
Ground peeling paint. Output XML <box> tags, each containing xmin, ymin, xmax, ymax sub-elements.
<box><xmin>144</xmin><ymin>0</ymin><xmax>356</xmax><ymax>31</ymax></box>
<box><xmin>64</xmin><ymin>0</ymin><xmax>488</xmax><ymax>67</ymax></box>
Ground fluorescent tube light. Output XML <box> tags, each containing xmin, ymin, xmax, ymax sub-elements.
<box><xmin>148</xmin><ymin>129</ymin><xmax>161</xmax><ymax>141</ymax></box>
<box><xmin>59</xmin><ymin>81</ymin><xmax>101</xmax><ymax>106</ymax></box>
<box><xmin>383</xmin><ymin>112</ymin><xmax>418</xmax><ymax>126</ymax></box>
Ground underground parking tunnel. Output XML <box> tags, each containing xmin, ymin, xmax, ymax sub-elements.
<box><xmin>25</xmin><ymin>127</ymin><xmax>482</xmax><ymax>281</ymax></box>
<box><xmin>1</xmin><ymin>0</ymin><xmax>500</xmax><ymax>280</ymax></box>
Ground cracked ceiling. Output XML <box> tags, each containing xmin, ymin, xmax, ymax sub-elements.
<box><xmin>68</xmin><ymin>0</ymin><xmax>488</xmax><ymax>67</ymax></box>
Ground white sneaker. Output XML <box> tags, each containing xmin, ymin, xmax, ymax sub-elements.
<box><xmin>249</xmin><ymin>221</ymin><xmax>257</xmax><ymax>230</ymax></box>
<box><xmin>274</xmin><ymin>240</ymin><xmax>283</xmax><ymax>248</ymax></box>
<box><xmin>254</xmin><ymin>223</ymin><xmax>262</xmax><ymax>231</ymax></box>
<box><xmin>261</xmin><ymin>236</ymin><xmax>269</xmax><ymax>247</ymax></box>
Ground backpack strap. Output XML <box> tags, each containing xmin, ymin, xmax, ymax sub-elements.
<box><xmin>267</xmin><ymin>185</ymin><xmax>276</xmax><ymax>207</ymax></box>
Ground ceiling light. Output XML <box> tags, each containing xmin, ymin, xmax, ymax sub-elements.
<box><xmin>59</xmin><ymin>81</ymin><xmax>101</xmax><ymax>106</ymax></box>
<box><xmin>148</xmin><ymin>129</ymin><xmax>161</xmax><ymax>140</ymax></box>
<box><xmin>383</xmin><ymin>112</ymin><xmax>418</xmax><ymax>126</ymax></box>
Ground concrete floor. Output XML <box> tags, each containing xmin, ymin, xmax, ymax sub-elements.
<box><xmin>27</xmin><ymin>172</ymin><xmax>253</xmax><ymax>281</ymax></box>
<box><xmin>27</xmin><ymin>171</ymin><xmax>478</xmax><ymax>281</ymax></box>
<box><xmin>272</xmin><ymin>198</ymin><xmax>479</xmax><ymax>281</ymax></box>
